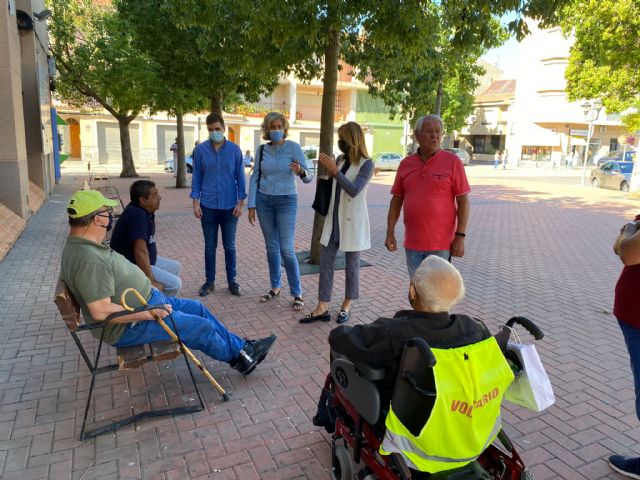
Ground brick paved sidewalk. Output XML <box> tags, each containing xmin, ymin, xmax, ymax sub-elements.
<box><xmin>0</xmin><ymin>169</ymin><xmax>639</xmax><ymax>479</ymax></box>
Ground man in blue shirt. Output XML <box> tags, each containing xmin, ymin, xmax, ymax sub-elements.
<box><xmin>111</xmin><ymin>180</ymin><xmax>183</xmax><ymax>296</ymax></box>
<box><xmin>191</xmin><ymin>113</ymin><xmax>246</xmax><ymax>297</ymax></box>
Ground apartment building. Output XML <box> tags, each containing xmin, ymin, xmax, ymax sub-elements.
<box><xmin>461</xmin><ymin>23</ymin><xmax>631</xmax><ymax>166</ymax></box>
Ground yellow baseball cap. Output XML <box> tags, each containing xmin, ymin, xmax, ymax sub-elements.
<box><xmin>66</xmin><ymin>190</ymin><xmax>118</xmax><ymax>218</ymax></box>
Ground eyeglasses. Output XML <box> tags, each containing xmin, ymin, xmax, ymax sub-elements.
<box><xmin>95</xmin><ymin>208</ymin><xmax>113</xmax><ymax>217</ymax></box>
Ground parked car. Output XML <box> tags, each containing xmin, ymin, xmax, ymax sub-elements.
<box><xmin>301</xmin><ymin>145</ymin><xmax>342</xmax><ymax>173</ymax></box>
<box><xmin>373</xmin><ymin>152</ymin><xmax>403</xmax><ymax>171</ymax></box>
<box><xmin>164</xmin><ymin>154</ymin><xmax>193</xmax><ymax>174</ymax></box>
<box><xmin>444</xmin><ymin>147</ymin><xmax>471</xmax><ymax>165</ymax></box>
<box><xmin>590</xmin><ymin>161</ymin><xmax>633</xmax><ymax>192</ymax></box>
<box><xmin>596</xmin><ymin>149</ymin><xmax>636</xmax><ymax>166</ymax></box>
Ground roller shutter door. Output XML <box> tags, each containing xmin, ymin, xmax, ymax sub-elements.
<box><xmin>157</xmin><ymin>125</ymin><xmax>195</xmax><ymax>165</ymax></box>
<box><xmin>97</xmin><ymin>122</ymin><xmax>140</xmax><ymax>165</ymax></box>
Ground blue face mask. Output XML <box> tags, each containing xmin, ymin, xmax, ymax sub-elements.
<box><xmin>269</xmin><ymin>130</ymin><xmax>284</xmax><ymax>142</ymax></box>
<box><xmin>210</xmin><ymin>131</ymin><xmax>224</xmax><ymax>143</ymax></box>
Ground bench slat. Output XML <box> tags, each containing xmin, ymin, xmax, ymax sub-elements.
<box><xmin>54</xmin><ymin>279</ymin><xmax>81</xmax><ymax>332</ymax></box>
<box><xmin>117</xmin><ymin>344</ymin><xmax>149</xmax><ymax>370</ymax></box>
<box><xmin>149</xmin><ymin>341</ymin><xmax>181</xmax><ymax>363</ymax></box>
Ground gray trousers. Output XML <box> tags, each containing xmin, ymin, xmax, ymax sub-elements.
<box><xmin>318</xmin><ymin>238</ymin><xmax>360</xmax><ymax>302</ymax></box>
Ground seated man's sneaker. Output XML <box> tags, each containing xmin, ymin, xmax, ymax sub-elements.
<box><xmin>609</xmin><ymin>455</ymin><xmax>640</xmax><ymax>479</ymax></box>
<box><xmin>230</xmin><ymin>334</ymin><xmax>277</xmax><ymax>375</ymax></box>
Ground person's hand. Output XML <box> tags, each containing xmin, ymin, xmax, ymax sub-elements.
<box><xmin>385</xmin><ymin>233</ymin><xmax>397</xmax><ymax>252</ymax></box>
<box><xmin>289</xmin><ymin>161</ymin><xmax>302</xmax><ymax>174</ymax></box>
<box><xmin>233</xmin><ymin>203</ymin><xmax>243</xmax><ymax>218</ymax></box>
<box><xmin>193</xmin><ymin>202</ymin><xmax>203</xmax><ymax>219</ymax></box>
<box><xmin>451</xmin><ymin>235</ymin><xmax>465</xmax><ymax>257</ymax></box>
<box><xmin>319</xmin><ymin>152</ymin><xmax>338</xmax><ymax>176</ymax></box>
<box><xmin>149</xmin><ymin>304</ymin><xmax>172</xmax><ymax>320</ymax></box>
<box><xmin>248</xmin><ymin>208</ymin><xmax>257</xmax><ymax>226</ymax></box>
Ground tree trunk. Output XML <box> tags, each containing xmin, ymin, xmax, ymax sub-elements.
<box><xmin>308</xmin><ymin>21</ymin><xmax>341</xmax><ymax>264</ymax></box>
<box><xmin>434</xmin><ymin>79</ymin><xmax>444</xmax><ymax>116</ymax></box>
<box><xmin>175</xmin><ymin>111</ymin><xmax>188</xmax><ymax>188</ymax></box>
<box><xmin>117</xmin><ymin>116</ymin><xmax>138</xmax><ymax>177</ymax></box>
<box><xmin>210</xmin><ymin>92</ymin><xmax>223</xmax><ymax>116</ymax></box>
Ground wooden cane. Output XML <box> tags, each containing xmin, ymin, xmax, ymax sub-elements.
<box><xmin>120</xmin><ymin>288</ymin><xmax>229</xmax><ymax>401</ymax></box>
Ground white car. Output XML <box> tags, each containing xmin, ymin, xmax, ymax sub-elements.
<box><xmin>373</xmin><ymin>152</ymin><xmax>403</xmax><ymax>171</ymax></box>
<box><xmin>444</xmin><ymin>148</ymin><xmax>471</xmax><ymax>165</ymax></box>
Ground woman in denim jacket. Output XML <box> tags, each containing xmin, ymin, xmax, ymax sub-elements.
<box><xmin>248</xmin><ymin>112</ymin><xmax>313</xmax><ymax>311</ymax></box>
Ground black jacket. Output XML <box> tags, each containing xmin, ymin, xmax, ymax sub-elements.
<box><xmin>328</xmin><ymin>310</ymin><xmax>491</xmax><ymax>406</ymax></box>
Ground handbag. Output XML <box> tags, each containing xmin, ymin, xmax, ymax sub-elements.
<box><xmin>312</xmin><ymin>156</ymin><xmax>350</xmax><ymax>216</ymax></box>
<box><xmin>312</xmin><ymin>178</ymin><xmax>333</xmax><ymax>216</ymax></box>
<box><xmin>504</xmin><ymin>340</ymin><xmax>555</xmax><ymax>412</ymax></box>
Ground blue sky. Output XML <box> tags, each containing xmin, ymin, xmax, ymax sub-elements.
<box><xmin>482</xmin><ymin>36</ymin><xmax>521</xmax><ymax>78</ymax></box>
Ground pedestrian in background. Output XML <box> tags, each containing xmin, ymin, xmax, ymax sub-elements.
<box><xmin>301</xmin><ymin>122</ymin><xmax>374</xmax><ymax>325</ymax></box>
<box><xmin>191</xmin><ymin>113</ymin><xmax>246</xmax><ymax>298</ymax></box>
<box><xmin>494</xmin><ymin>150</ymin><xmax>501</xmax><ymax>169</ymax></box>
<box><xmin>170</xmin><ymin>138</ymin><xmax>178</xmax><ymax>177</ymax></box>
<box><xmin>502</xmin><ymin>149</ymin><xmax>508</xmax><ymax>170</ymax></box>
<box><xmin>248</xmin><ymin>112</ymin><xmax>313</xmax><ymax>311</ymax></box>
<box><xmin>609</xmin><ymin>215</ymin><xmax>640</xmax><ymax>478</ymax></box>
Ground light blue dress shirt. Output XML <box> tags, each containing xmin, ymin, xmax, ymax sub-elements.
<box><xmin>247</xmin><ymin>140</ymin><xmax>313</xmax><ymax>208</ymax></box>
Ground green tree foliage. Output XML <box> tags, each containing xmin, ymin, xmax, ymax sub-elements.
<box><xmin>559</xmin><ymin>0</ymin><xmax>640</xmax><ymax>129</ymax></box>
<box><xmin>49</xmin><ymin>0</ymin><xmax>156</xmax><ymax>177</ymax></box>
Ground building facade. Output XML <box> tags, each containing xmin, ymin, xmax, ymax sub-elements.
<box><xmin>462</xmin><ymin>23</ymin><xmax>632</xmax><ymax>167</ymax></box>
<box><xmin>0</xmin><ymin>0</ymin><xmax>55</xmax><ymax>259</ymax></box>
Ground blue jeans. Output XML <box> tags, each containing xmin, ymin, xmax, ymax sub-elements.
<box><xmin>256</xmin><ymin>192</ymin><xmax>302</xmax><ymax>297</ymax></box>
<box><xmin>201</xmin><ymin>206</ymin><xmax>238</xmax><ymax>285</ymax></box>
<box><xmin>114</xmin><ymin>289</ymin><xmax>244</xmax><ymax>363</ymax></box>
<box><xmin>151</xmin><ymin>256</ymin><xmax>182</xmax><ymax>297</ymax></box>
<box><xmin>619</xmin><ymin>320</ymin><xmax>640</xmax><ymax>422</ymax></box>
<box><xmin>405</xmin><ymin>249</ymin><xmax>450</xmax><ymax>278</ymax></box>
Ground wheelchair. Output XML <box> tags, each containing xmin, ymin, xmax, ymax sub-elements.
<box><xmin>317</xmin><ymin>316</ymin><xmax>544</xmax><ymax>480</ymax></box>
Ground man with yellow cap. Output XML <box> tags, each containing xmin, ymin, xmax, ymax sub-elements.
<box><xmin>60</xmin><ymin>189</ymin><xmax>276</xmax><ymax>375</ymax></box>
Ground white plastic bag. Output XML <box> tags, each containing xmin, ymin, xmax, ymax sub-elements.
<box><xmin>504</xmin><ymin>341</ymin><xmax>555</xmax><ymax>412</ymax></box>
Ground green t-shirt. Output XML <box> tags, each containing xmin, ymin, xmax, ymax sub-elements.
<box><xmin>60</xmin><ymin>236</ymin><xmax>153</xmax><ymax>344</ymax></box>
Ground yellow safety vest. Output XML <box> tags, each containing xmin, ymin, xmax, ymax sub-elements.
<box><xmin>381</xmin><ymin>337</ymin><xmax>514</xmax><ymax>473</ymax></box>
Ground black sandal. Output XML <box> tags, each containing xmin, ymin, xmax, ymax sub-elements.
<box><xmin>299</xmin><ymin>310</ymin><xmax>330</xmax><ymax>324</ymax></box>
<box><xmin>260</xmin><ymin>289</ymin><xmax>280</xmax><ymax>302</ymax></box>
<box><xmin>336</xmin><ymin>309</ymin><xmax>350</xmax><ymax>324</ymax></box>
<box><xmin>292</xmin><ymin>296</ymin><xmax>304</xmax><ymax>311</ymax></box>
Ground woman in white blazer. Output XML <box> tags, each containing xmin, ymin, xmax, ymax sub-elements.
<box><xmin>301</xmin><ymin>122</ymin><xmax>374</xmax><ymax>324</ymax></box>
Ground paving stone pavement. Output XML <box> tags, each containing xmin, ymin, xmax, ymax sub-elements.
<box><xmin>0</xmin><ymin>167</ymin><xmax>639</xmax><ymax>479</ymax></box>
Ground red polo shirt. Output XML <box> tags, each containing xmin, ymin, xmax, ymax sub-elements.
<box><xmin>614</xmin><ymin>214</ymin><xmax>640</xmax><ymax>328</ymax></box>
<box><xmin>391</xmin><ymin>149</ymin><xmax>470</xmax><ymax>251</ymax></box>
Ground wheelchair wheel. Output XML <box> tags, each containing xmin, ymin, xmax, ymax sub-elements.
<box><xmin>331</xmin><ymin>442</ymin><xmax>354</xmax><ymax>480</ymax></box>
<box><xmin>520</xmin><ymin>470</ymin><xmax>535</xmax><ymax>480</ymax></box>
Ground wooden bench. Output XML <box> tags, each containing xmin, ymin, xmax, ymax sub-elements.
<box><xmin>54</xmin><ymin>278</ymin><xmax>204</xmax><ymax>440</ymax></box>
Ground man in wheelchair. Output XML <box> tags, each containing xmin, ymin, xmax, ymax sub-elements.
<box><xmin>318</xmin><ymin>256</ymin><xmax>518</xmax><ymax>479</ymax></box>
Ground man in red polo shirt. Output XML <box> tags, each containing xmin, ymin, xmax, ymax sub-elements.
<box><xmin>609</xmin><ymin>214</ymin><xmax>640</xmax><ymax>478</ymax></box>
<box><xmin>385</xmin><ymin>114</ymin><xmax>470</xmax><ymax>277</ymax></box>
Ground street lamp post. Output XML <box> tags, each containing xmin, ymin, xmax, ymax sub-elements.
<box><xmin>581</xmin><ymin>99</ymin><xmax>603</xmax><ymax>187</ymax></box>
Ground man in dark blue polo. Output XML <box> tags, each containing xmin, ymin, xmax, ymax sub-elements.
<box><xmin>111</xmin><ymin>180</ymin><xmax>182</xmax><ymax>296</ymax></box>
<box><xmin>190</xmin><ymin>113</ymin><xmax>246</xmax><ymax>297</ymax></box>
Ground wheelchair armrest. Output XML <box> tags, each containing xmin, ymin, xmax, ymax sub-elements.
<box><xmin>330</xmin><ymin>349</ymin><xmax>385</xmax><ymax>381</ymax></box>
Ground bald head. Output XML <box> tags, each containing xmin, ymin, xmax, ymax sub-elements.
<box><xmin>411</xmin><ymin>256</ymin><xmax>465</xmax><ymax>312</ymax></box>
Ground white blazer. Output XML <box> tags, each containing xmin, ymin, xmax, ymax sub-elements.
<box><xmin>320</xmin><ymin>155</ymin><xmax>371</xmax><ymax>252</ymax></box>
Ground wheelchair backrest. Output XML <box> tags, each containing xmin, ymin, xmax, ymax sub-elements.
<box><xmin>330</xmin><ymin>357</ymin><xmax>383</xmax><ymax>425</ymax></box>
